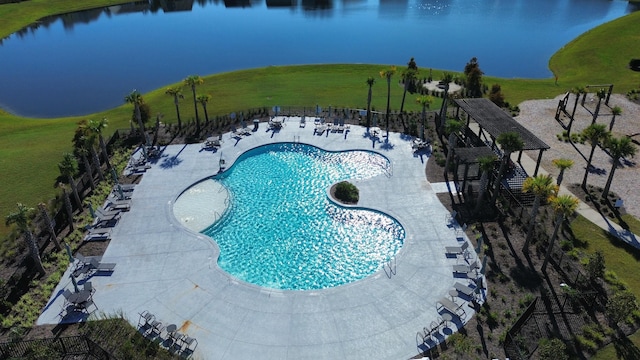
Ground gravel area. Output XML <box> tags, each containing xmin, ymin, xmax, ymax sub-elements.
<box><xmin>514</xmin><ymin>93</ymin><xmax>640</xmax><ymax>219</ymax></box>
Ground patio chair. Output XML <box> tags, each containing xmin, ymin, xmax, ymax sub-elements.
<box><xmin>138</xmin><ymin>310</ymin><xmax>155</xmax><ymax>329</ymax></box>
<box><xmin>83</xmin><ymin>230</ymin><xmax>111</xmax><ymax>242</ymax></box>
<box><xmin>445</xmin><ymin>241</ymin><xmax>469</xmax><ymax>256</ymax></box>
<box><xmin>453</xmin><ymin>282</ymin><xmax>476</xmax><ymax>298</ymax></box>
<box><xmin>83</xmin><ymin>281</ymin><xmax>95</xmax><ymax>295</ymax></box>
<box><xmin>436</xmin><ymin>297</ymin><xmax>466</xmax><ymax>319</ymax></box>
<box><xmin>80</xmin><ymin>299</ymin><xmax>98</xmax><ymax>313</ymax></box>
<box><xmin>181</xmin><ymin>335</ymin><xmax>198</xmax><ymax>354</ymax></box>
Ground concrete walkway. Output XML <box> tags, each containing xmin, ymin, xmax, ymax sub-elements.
<box><xmin>38</xmin><ymin>118</ymin><xmax>485</xmax><ymax>360</ymax></box>
<box><xmin>518</xmin><ymin>152</ymin><xmax>640</xmax><ymax>249</ymax></box>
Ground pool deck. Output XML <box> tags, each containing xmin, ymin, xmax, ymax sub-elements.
<box><xmin>38</xmin><ymin>118</ymin><xmax>485</xmax><ymax>360</ymax></box>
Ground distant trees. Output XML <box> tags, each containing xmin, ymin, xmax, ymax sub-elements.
<box><xmin>464</xmin><ymin>57</ymin><xmax>483</xmax><ymax>98</ymax></box>
<box><xmin>488</xmin><ymin>84</ymin><xmax>505</xmax><ymax>107</ymax></box>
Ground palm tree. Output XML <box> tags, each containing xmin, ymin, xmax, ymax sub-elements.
<box><xmin>184</xmin><ymin>75</ymin><xmax>204</xmax><ymax>134</ymax></box>
<box><xmin>365</xmin><ymin>77</ymin><xmax>376</xmax><ymax>131</ymax></box>
<box><xmin>38</xmin><ymin>202</ymin><xmax>61</xmax><ymax>250</ymax></box>
<box><xmin>88</xmin><ymin>117</ymin><xmax>111</xmax><ymax>171</ymax></box>
<box><xmin>6</xmin><ymin>203</ymin><xmax>46</xmax><ymax>276</ymax></box>
<box><xmin>542</xmin><ymin>194</ymin><xmax>579</xmax><ymax>272</ymax></box>
<box><xmin>602</xmin><ymin>136</ymin><xmax>637</xmax><ymax>199</ymax></box>
<box><xmin>552</xmin><ymin>158</ymin><xmax>574</xmax><ymax>187</ymax></box>
<box><xmin>197</xmin><ymin>94</ymin><xmax>212</xmax><ymax>126</ymax></box>
<box><xmin>609</xmin><ymin>106</ymin><xmax>622</xmax><ymax>131</ymax></box>
<box><xmin>379</xmin><ymin>66</ymin><xmax>396</xmax><ymax>138</ymax></box>
<box><xmin>474</xmin><ymin>155</ymin><xmax>498</xmax><ymax>214</ymax></box>
<box><xmin>592</xmin><ymin>88</ymin><xmax>607</xmax><ymax>125</ymax></box>
<box><xmin>165</xmin><ymin>86</ymin><xmax>184</xmax><ymax>131</ymax></box>
<box><xmin>58</xmin><ymin>153</ymin><xmax>82</xmax><ymax>209</ymax></box>
<box><xmin>400</xmin><ymin>68</ymin><xmax>417</xmax><ymax>113</ymax></box>
<box><xmin>522</xmin><ymin>174</ymin><xmax>558</xmax><ymax>251</ymax></box>
<box><xmin>76</xmin><ymin>143</ymin><xmax>96</xmax><ymax>191</ymax></box>
<box><xmin>443</xmin><ymin>119</ymin><xmax>464</xmax><ymax>175</ymax></box>
<box><xmin>124</xmin><ymin>90</ymin><xmax>146</xmax><ymax>142</ymax></box>
<box><xmin>415</xmin><ymin>95</ymin><xmax>433</xmax><ymax>140</ymax></box>
<box><xmin>490</xmin><ymin>132</ymin><xmax>524</xmax><ymax>206</ymax></box>
<box><xmin>581</xmin><ymin>123</ymin><xmax>610</xmax><ymax>188</ymax></box>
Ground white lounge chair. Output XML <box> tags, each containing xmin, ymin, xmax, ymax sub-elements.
<box><xmin>453</xmin><ymin>282</ymin><xmax>476</xmax><ymax>297</ymax></box>
<box><xmin>445</xmin><ymin>241</ymin><xmax>469</xmax><ymax>256</ymax></box>
<box><xmin>436</xmin><ymin>297</ymin><xmax>466</xmax><ymax>319</ymax></box>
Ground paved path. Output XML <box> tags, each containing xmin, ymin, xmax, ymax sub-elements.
<box><xmin>38</xmin><ymin>119</ymin><xmax>484</xmax><ymax>360</ymax></box>
<box><xmin>519</xmin><ymin>152</ymin><xmax>640</xmax><ymax>249</ymax></box>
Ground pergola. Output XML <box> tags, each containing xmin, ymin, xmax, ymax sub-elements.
<box><xmin>452</xmin><ymin>98</ymin><xmax>550</xmax><ymax>177</ymax></box>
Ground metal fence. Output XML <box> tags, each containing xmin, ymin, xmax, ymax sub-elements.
<box><xmin>0</xmin><ymin>335</ymin><xmax>112</xmax><ymax>359</ymax></box>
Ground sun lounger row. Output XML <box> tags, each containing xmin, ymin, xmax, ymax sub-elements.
<box><xmin>72</xmin><ymin>256</ymin><xmax>116</xmax><ymax>278</ymax></box>
<box><xmin>138</xmin><ymin>310</ymin><xmax>198</xmax><ymax>356</ymax></box>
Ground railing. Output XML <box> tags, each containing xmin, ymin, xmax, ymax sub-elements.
<box><xmin>0</xmin><ymin>335</ymin><xmax>111</xmax><ymax>359</ymax></box>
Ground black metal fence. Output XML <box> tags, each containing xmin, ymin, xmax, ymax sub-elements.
<box><xmin>0</xmin><ymin>335</ymin><xmax>112</xmax><ymax>359</ymax></box>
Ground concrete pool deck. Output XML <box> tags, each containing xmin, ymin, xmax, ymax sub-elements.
<box><xmin>38</xmin><ymin>118</ymin><xmax>484</xmax><ymax>360</ymax></box>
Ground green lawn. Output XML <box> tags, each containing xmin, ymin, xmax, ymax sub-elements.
<box><xmin>570</xmin><ymin>215</ymin><xmax>640</xmax><ymax>359</ymax></box>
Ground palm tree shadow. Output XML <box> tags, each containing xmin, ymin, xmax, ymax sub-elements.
<box><xmin>613</xmin><ymin>334</ymin><xmax>640</xmax><ymax>359</ymax></box>
<box><xmin>159</xmin><ymin>144</ymin><xmax>187</xmax><ymax>169</ymax></box>
<box><xmin>379</xmin><ymin>140</ymin><xmax>395</xmax><ymax>151</ymax></box>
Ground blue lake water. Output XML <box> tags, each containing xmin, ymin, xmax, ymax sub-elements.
<box><xmin>0</xmin><ymin>0</ymin><xmax>637</xmax><ymax>117</ymax></box>
<box><xmin>202</xmin><ymin>143</ymin><xmax>404</xmax><ymax>290</ymax></box>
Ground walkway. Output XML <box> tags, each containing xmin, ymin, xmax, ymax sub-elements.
<box><xmin>518</xmin><ymin>152</ymin><xmax>640</xmax><ymax>249</ymax></box>
<box><xmin>38</xmin><ymin>118</ymin><xmax>484</xmax><ymax>360</ymax></box>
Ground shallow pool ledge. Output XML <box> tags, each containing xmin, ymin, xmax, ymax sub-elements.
<box><xmin>173</xmin><ymin>179</ymin><xmax>230</xmax><ymax>232</ymax></box>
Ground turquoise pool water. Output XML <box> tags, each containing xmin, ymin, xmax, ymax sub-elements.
<box><xmin>202</xmin><ymin>143</ymin><xmax>405</xmax><ymax>290</ymax></box>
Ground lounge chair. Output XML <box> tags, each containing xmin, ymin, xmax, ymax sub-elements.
<box><xmin>436</xmin><ymin>297</ymin><xmax>466</xmax><ymax>319</ymax></box>
<box><xmin>89</xmin><ymin>258</ymin><xmax>116</xmax><ymax>273</ymax></box>
<box><xmin>445</xmin><ymin>241</ymin><xmax>469</xmax><ymax>256</ymax></box>
<box><xmin>138</xmin><ymin>310</ymin><xmax>155</xmax><ymax>329</ymax></box>
<box><xmin>76</xmin><ymin>252</ymin><xmax>102</xmax><ymax>266</ymax></box>
<box><xmin>453</xmin><ymin>282</ymin><xmax>476</xmax><ymax>298</ymax></box>
<box><xmin>105</xmin><ymin>199</ymin><xmax>131</xmax><ymax>212</ymax></box>
<box><xmin>300</xmin><ymin>116</ymin><xmax>306</xmax><ymax>127</ymax></box>
<box><xmin>181</xmin><ymin>335</ymin><xmax>198</xmax><ymax>353</ymax></box>
<box><xmin>83</xmin><ymin>230</ymin><xmax>112</xmax><ymax>242</ymax></box>
<box><xmin>95</xmin><ymin>208</ymin><xmax>122</xmax><ymax>222</ymax></box>
<box><xmin>452</xmin><ymin>259</ymin><xmax>479</xmax><ymax>274</ymax></box>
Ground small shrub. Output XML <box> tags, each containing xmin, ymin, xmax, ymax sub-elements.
<box><xmin>334</xmin><ymin>181</ymin><xmax>359</xmax><ymax>204</ymax></box>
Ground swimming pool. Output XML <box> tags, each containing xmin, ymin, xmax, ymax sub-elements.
<box><xmin>199</xmin><ymin>143</ymin><xmax>405</xmax><ymax>290</ymax></box>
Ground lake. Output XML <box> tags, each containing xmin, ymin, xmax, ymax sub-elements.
<box><xmin>0</xmin><ymin>0</ymin><xmax>637</xmax><ymax>118</ymax></box>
